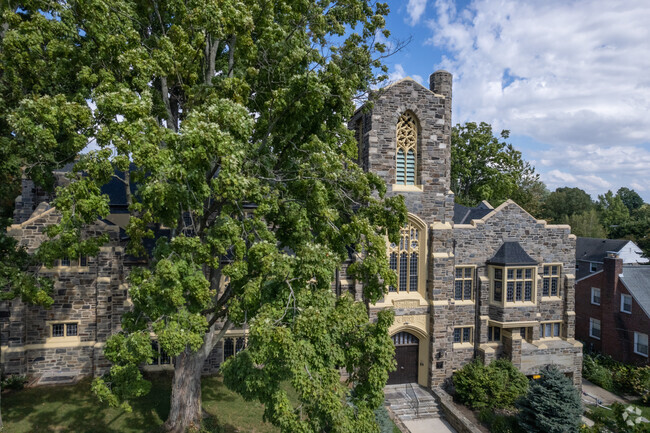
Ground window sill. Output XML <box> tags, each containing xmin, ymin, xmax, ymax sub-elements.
<box><xmin>541</xmin><ymin>296</ymin><xmax>563</xmax><ymax>302</ymax></box>
<box><xmin>591</xmin><ymin>302</ymin><xmax>601</xmax><ymax>306</ymax></box>
<box><xmin>621</xmin><ymin>310</ymin><xmax>632</xmax><ymax>315</ymax></box>
<box><xmin>589</xmin><ymin>335</ymin><xmax>601</xmax><ymax>340</ymax></box>
<box><xmin>452</xmin><ymin>299</ymin><xmax>475</xmax><ymax>306</ymax></box>
<box><xmin>453</xmin><ymin>342</ymin><xmax>474</xmax><ymax>349</ymax></box>
<box><xmin>634</xmin><ymin>351</ymin><xmax>649</xmax><ymax>358</ymax></box>
<box><xmin>490</xmin><ymin>301</ymin><xmax>536</xmax><ymax>308</ymax></box>
<box><xmin>43</xmin><ymin>337</ymin><xmax>82</xmax><ymax>346</ymax></box>
<box><xmin>391</xmin><ymin>184</ymin><xmax>423</xmax><ymax>192</ymax></box>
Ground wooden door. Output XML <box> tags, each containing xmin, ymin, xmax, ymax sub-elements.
<box><xmin>388</xmin><ymin>332</ymin><xmax>419</xmax><ymax>384</ymax></box>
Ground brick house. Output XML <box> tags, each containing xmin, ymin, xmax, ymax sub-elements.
<box><xmin>575</xmin><ymin>252</ymin><xmax>650</xmax><ymax>365</ymax></box>
<box><xmin>575</xmin><ymin>237</ymin><xmax>647</xmax><ymax>280</ymax></box>
<box><xmin>2</xmin><ymin>71</ymin><xmax>582</xmax><ymax>388</ymax></box>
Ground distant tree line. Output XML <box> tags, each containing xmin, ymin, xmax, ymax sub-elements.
<box><xmin>451</xmin><ymin>122</ymin><xmax>650</xmax><ymax>257</ymax></box>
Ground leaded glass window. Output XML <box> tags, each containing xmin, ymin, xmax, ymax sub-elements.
<box><xmin>396</xmin><ymin>112</ymin><xmax>417</xmax><ymax>185</ymax></box>
<box><xmin>387</xmin><ymin>220</ymin><xmax>422</xmax><ymax>293</ymax></box>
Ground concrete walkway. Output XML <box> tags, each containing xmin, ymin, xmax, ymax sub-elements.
<box><xmin>403</xmin><ymin>418</ymin><xmax>457</xmax><ymax>433</ymax></box>
<box><xmin>582</xmin><ymin>379</ymin><xmax>627</xmax><ymax>406</ymax></box>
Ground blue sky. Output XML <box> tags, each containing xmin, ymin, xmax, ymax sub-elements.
<box><xmin>379</xmin><ymin>0</ymin><xmax>650</xmax><ymax>201</ymax></box>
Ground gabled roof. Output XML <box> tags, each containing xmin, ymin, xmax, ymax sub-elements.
<box><xmin>453</xmin><ymin>202</ymin><xmax>493</xmax><ymax>224</ymax></box>
<box><xmin>619</xmin><ymin>265</ymin><xmax>650</xmax><ymax>318</ymax></box>
<box><xmin>487</xmin><ymin>241</ymin><xmax>538</xmax><ymax>266</ymax></box>
<box><xmin>576</xmin><ymin>237</ymin><xmax>633</xmax><ymax>263</ymax></box>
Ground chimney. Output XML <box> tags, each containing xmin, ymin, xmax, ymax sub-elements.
<box><xmin>603</xmin><ymin>251</ymin><xmax>623</xmax><ymax>295</ymax></box>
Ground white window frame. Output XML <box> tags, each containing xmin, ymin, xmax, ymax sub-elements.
<box><xmin>591</xmin><ymin>287</ymin><xmax>601</xmax><ymax>306</ymax></box>
<box><xmin>589</xmin><ymin>318</ymin><xmax>601</xmax><ymax>340</ymax></box>
<box><xmin>590</xmin><ymin>263</ymin><xmax>598</xmax><ymax>273</ymax></box>
<box><xmin>634</xmin><ymin>332</ymin><xmax>648</xmax><ymax>357</ymax></box>
<box><xmin>621</xmin><ymin>294</ymin><xmax>632</xmax><ymax>314</ymax></box>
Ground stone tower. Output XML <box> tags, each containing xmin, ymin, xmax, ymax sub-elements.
<box><xmin>349</xmin><ymin>71</ymin><xmax>455</xmax><ymax>226</ymax></box>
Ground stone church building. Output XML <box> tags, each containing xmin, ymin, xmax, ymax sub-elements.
<box><xmin>1</xmin><ymin>71</ymin><xmax>583</xmax><ymax>388</ymax></box>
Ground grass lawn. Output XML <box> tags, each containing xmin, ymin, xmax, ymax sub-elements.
<box><xmin>1</xmin><ymin>373</ymin><xmax>280</xmax><ymax>433</ymax></box>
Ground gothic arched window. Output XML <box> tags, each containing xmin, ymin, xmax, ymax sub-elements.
<box><xmin>388</xmin><ymin>221</ymin><xmax>421</xmax><ymax>292</ymax></box>
<box><xmin>396</xmin><ymin>112</ymin><xmax>417</xmax><ymax>185</ymax></box>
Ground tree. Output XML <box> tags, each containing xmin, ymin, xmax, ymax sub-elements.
<box><xmin>541</xmin><ymin>187</ymin><xmax>594</xmax><ymax>223</ymax></box>
<box><xmin>451</xmin><ymin>122</ymin><xmax>541</xmax><ymax>209</ymax></box>
<box><xmin>516</xmin><ymin>365</ymin><xmax>582</xmax><ymax>433</ymax></box>
<box><xmin>565</xmin><ymin>209</ymin><xmax>608</xmax><ymax>238</ymax></box>
<box><xmin>453</xmin><ymin>359</ymin><xmax>528</xmax><ymax>410</ymax></box>
<box><xmin>2</xmin><ymin>1</ymin><xmax>406</xmax><ymax>432</ymax></box>
<box><xmin>598</xmin><ymin>190</ymin><xmax>630</xmax><ymax>235</ymax></box>
<box><xmin>617</xmin><ymin>187</ymin><xmax>645</xmax><ymax>213</ymax></box>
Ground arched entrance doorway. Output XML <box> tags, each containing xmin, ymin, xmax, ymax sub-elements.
<box><xmin>388</xmin><ymin>331</ymin><xmax>419</xmax><ymax>384</ymax></box>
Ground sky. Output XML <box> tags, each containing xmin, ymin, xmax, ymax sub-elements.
<box><xmin>380</xmin><ymin>0</ymin><xmax>650</xmax><ymax>201</ymax></box>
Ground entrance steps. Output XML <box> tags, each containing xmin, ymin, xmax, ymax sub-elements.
<box><xmin>385</xmin><ymin>384</ymin><xmax>441</xmax><ymax>421</ymax></box>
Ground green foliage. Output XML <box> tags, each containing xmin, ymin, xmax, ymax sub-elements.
<box><xmin>1</xmin><ymin>375</ymin><xmax>27</xmax><ymax>391</ymax></box>
<box><xmin>598</xmin><ymin>190</ymin><xmax>630</xmax><ymax>235</ymax></box>
<box><xmin>541</xmin><ymin>187</ymin><xmax>595</xmax><ymax>223</ymax></box>
<box><xmin>583</xmin><ymin>353</ymin><xmax>615</xmax><ymax>392</ymax></box>
<box><xmin>451</xmin><ymin>122</ymin><xmax>541</xmax><ymax>210</ymax></box>
<box><xmin>374</xmin><ymin>406</ymin><xmax>399</xmax><ymax>433</ymax></box>
<box><xmin>618</xmin><ymin>188</ymin><xmax>644</xmax><ymax>213</ymax></box>
<box><xmin>583</xmin><ymin>353</ymin><xmax>650</xmax><ymax>402</ymax></box>
<box><xmin>479</xmin><ymin>408</ymin><xmax>525</xmax><ymax>433</ymax></box>
<box><xmin>453</xmin><ymin>359</ymin><xmax>528</xmax><ymax>410</ymax></box>
<box><xmin>2</xmin><ymin>0</ymin><xmax>404</xmax><ymax>431</ymax></box>
<box><xmin>517</xmin><ymin>365</ymin><xmax>582</xmax><ymax>433</ymax></box>
<box><xmin>565</xmin><ymin>209</ymin><xmax>608</xmax><ymax>238</ymax></box>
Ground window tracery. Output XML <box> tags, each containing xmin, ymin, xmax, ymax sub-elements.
<box><xmin>396</xmin><ymin>112</ymin><xmax>417</xmax><ymax>185</ymax></box>
<box><xmin>388</xmin><ymin>222</ymin><xmax>420</xmax><ymax>292</ymax></box>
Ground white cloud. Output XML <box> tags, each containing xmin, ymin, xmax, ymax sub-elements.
<box><xmin>406</xmin><ymin>0</ymin><xmax>428</xmax><ymax>26</ymax></box>
<box><xmin>386</xmin><ymin>65</ymin><xmax>425</xmax><ymax>87</ymax></box>
<box><xmin>425</xmin><ymin>0</ymin><xmax>650</xmax><ymax>199</ymax></box>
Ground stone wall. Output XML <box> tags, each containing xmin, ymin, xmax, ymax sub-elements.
<box><xmin>432</xmin><ymin>387</ymin><xmax>485</xmax><ymax>433</ymax></box>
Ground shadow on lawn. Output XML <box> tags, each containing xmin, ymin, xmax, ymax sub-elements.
<box><xmin>2</xmin><ymin>373</ymin><xmax>251</xmax><ymax>433</ymax></box>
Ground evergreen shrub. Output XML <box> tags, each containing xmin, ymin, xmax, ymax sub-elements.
<box><xmin>517</xmin><ymin>365</ymin><xmax>582</xmax><ymax>433</ymax></box>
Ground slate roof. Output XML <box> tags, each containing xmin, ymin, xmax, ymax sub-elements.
<box><xmin>486</xmin><ymin>241</ymin><xmax>538</xmax><ymax>266</ymax></box>
<box><xmin>576</xmin><ymin>237</ymin><xmax>630</xmax><ymax>263</ymax></box>
<box><xmin>620</xmin><ymin>265</ymin><xmax>650</xmax><ymax>318</ymax></box>
<box><xmin>453</xmin><ymin>202</ymin><xmax>493</xmax><ymax>224</ymax></box>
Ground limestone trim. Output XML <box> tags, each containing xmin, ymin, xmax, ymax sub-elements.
<box><xmin>0</xmin><ymin>340</ymin><xmax>97</xmax><ymax>362</ymax></box>
<box><xmin>381</xmin><ymin>76</ymin><xmax>442</xmax><ymax>97</ymax></box>
<box><xmin>540</xmin><ymin>263</ymin><xmax>563</xmax><ymax>299</ymax></box>
<box><xmin>391</xmin><ymin>184</ymin><xmax>423</xmax><ymax>192</ymax></box>
<box><xmin>539</xmin><ymin>321</ymin><xmax>563</xmax><ymax>340</ymax></box>
<box><xmin>45</xmin><ymin>320</ymin><xmax>81</xmax><ymax>344</ymax></box>
<box><xmin>488</xmin><ymin>319</ymin><xmax>538</xmax><ymax>328</ymax></box>
<box><xmin>489</xmin><ymin>265</ymin><xmax>537</xmax><ymax>307</ymax></box>
<box><xmin>388</xmin><ymin>322</ymin><xmax>429</xmax><ymax>387</ymax></box>
<box><xmin>8</xmin><ymin>205</ymin><xmax>57</xmax><ymax>229</ymax></box>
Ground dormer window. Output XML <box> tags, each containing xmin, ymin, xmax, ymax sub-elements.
<box><xmin>396</xmin><ymin>112</ymin><xmax>417</xmax><ymax>185</ymax></box>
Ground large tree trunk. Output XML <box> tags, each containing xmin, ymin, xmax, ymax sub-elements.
<box><xmin>163</xmin><ymin>349</ymin><xmax>207</xmax><ymax>433</ymax></box>
<box><xmin>163</xmin><ymin>321</ymin><xmax>231</xmax><ymax>432</ymax></box>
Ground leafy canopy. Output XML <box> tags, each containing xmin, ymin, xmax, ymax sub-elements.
<box><xmin>451</xmin><ymin>121</ymin><xmax>542</xmax><ymax>211</ymax></box>
<box><xmin>2</xmin><ymin>0</ymin><xmax>406</xmax><ymax>431</ymax></box>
